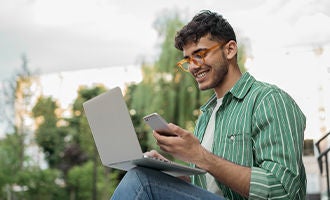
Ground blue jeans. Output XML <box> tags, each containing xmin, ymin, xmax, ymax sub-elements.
<box><xmin>111</xmin><ymin>167</ymin><xmax>225</xmax><ymax>200</ymax></box>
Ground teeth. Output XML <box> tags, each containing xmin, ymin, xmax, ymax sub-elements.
<box><xmin>196</xmin><ymin>72</ymin><xmax>207</xmax><ymax>78</ymax></box>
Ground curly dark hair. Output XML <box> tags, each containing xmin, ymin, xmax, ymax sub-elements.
<box><xmin>174</xmin><ymin>10</ymin><xmax>236</xmax><ymax>50</ymax></box>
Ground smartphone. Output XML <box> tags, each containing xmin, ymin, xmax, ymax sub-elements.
<box><xmin>143</xmin><ymin>113</ymin><xmax>176</xmax><ymax>136</ymax></box>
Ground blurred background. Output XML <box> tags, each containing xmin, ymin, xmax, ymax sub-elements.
<box><xmin>0</xmin><ymin>0</ymin><xmax>330</xmax><ymax>199</ymax></box>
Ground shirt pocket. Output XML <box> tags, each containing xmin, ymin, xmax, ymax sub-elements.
<box><xmin>216</xmin><ymin>132</ymin><xmax>252</xmax><ymax>166</ymax></box>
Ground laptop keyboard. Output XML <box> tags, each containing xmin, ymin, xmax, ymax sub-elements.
<box><xmin>144</xmin><ymin>155</ymin><xmax>171</xmax><ymax>163</ymax></box>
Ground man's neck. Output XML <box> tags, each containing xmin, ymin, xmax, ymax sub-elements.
<box><xmin>214</xmin><ymin>66</ymin><xmax>242</xmax><ymax>98</ymax></box>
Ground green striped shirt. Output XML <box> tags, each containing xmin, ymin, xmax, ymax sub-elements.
<box><xmin>191</xmin><ymin>72</ymin><xmax>306</xmax><ymax>200</ymax></box>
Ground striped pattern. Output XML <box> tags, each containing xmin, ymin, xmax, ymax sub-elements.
<box><xmin>191</xmin><ymin>72</ymin><xmax>306</xmax><ymax>200</ymax></box>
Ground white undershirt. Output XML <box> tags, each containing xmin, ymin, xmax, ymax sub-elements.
<box><xmin>201</xmin><ymin>98</ymin><xmax>223</xmax><ymax>195</ymax></box>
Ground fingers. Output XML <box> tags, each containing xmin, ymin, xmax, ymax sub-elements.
<box><xmin>153</xmin><ymin>130</ymin><xmax>176</xmax><ymax>146</ymax></box>
<box><xmin>152</xmin><ymin>124</ymin><xmax>202</xmax><ymax>162</ymax></box>
<box><xmin>154</xmin><ymin>129</ymin><xmax>177</xmax><ymax>137</ymax></box>
<box><xmin>144</xmin><ymin>150</ymin><xmax>168</xmax><ymax>161</ymax></box>
<box><xmin>154</xmin><ymin>123</ymin><xmax>187</xmax><ymax>138</ymax></box>
<box><xmin>168</xmin><ymin>123</ymin><xmax>185</xmax><ymax>136</ymax></box>
<box><xmin>144</xmin><ymin>150</ymin><xmax>158</xmax><ymax>157</ymax></box>
<box><xmin>153</xmin><ymin>131</ymin><xmax>183</xmax><ymax>155</ymax></box>
<box><xmin>153</xmin><ymin>124</ymin><xmax>192</xmax><ymax>148</ymax></box>
<box><xmin>152</xmin><ymin>123</ymin><xmax>180</xmax><ymax>137</ymax></box>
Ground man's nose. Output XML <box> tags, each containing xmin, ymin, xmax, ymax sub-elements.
<box><xmin>188</xmin><ymin>60</ymin><xmax>201</xmax><ymax>72</ymax></box>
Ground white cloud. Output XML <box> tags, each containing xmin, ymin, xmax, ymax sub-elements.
<box><xmin>0</xmin><ymin>0</ymin><xmax>158</xmax><ymax>80</ymax></box>
<box><xmin>40</xmin><ymin>65</ymin><xmax>142</xmax><ymax>108</ymax></box>
<box><xmin>291</xmin><ymin>13</ymin><xmax>330</xmax><ymax>46</ymax></box>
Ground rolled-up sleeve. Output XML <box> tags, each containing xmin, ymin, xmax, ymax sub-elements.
<box><xmin>249</xmin><ymin>91</ymin><xmax>306</xmax><ymax>199</ymax></box>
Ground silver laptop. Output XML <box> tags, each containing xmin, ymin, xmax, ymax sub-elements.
<box><xmin>83</xmin><ymin>86</ymin><xmax>206</xmax><ymax>177</ymax></box>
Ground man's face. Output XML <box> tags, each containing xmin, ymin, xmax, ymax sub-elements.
<box><xmin>182</xmin><ymin>37</ymin><xmax>229</xmax><ymax>91</ymax></box>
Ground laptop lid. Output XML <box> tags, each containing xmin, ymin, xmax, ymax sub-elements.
<box><xmin>83</xmin><ymin>87</ymin><xmax>143</xmax><ymax>166</ymax></box>
<box><xmin>83</xmin><ymin>86</ymin><xmax>206</xmax><ymax>176</ymax></box>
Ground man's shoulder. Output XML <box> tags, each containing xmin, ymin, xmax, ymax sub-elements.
<box><xmin>245</xmin><ymin>75</ymin><xmax>300</xmax><ymax>109</ymax></box>
<box><xmin>236</xmin><ymin>72</ymin><xmax>284</xmax><ymax>99</ymax></box>
<box><xmin>250</xmin><ymin>78</ymin><xmax>304</xmax><ymax>114</ymax></box>
<box><xmin>250</xmin><ymin>77</ymin><xmax>287</xmax><ymax>97</ymax></box>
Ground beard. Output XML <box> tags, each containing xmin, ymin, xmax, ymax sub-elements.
<box><xmin>197</xmin><ymin>52</ymin><xmax>229</xmax><ymax>91</ymax></box>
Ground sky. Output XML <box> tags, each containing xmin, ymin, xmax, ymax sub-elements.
<box><xmin>1</xmin><ymin>0</ymin><xmax>328</xmax><ymax>80</ymax></box>
<box><xmin>1</xmin><ymin>0</ymin><xmax>330</xmax><ymax>139</ymax></box>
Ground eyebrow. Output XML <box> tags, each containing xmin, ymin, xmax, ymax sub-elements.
<box><xmin>183</xmin><ymin>48</ymin><xmax>207</xmax><ymax>59</ymax></box>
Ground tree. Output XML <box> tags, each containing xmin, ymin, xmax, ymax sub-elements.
<box><xmin>0</xmin><ymin>131</ymin><xmax>66</xmax><ymax>199</ymax></box>
<box><xmin>15</xmin><ymin>167</ymin><xmax>66</xmax><ymax>200</ymax></box>
<box><xmin>0</xmin><ymin>131</ymin><xmax>23</xmax><ymax>197</ymax></box>
<box><xmin>0</xmin><ymin>55</ymin><xmax>66</xmax><ymax>199</ymax></box>
<box><xmin>32</xmin><ymin>96</ymin><xmax>66</xmax><ymax>168</ymax></box>
<box><xmin>0</xmin><ymin>54</ymin><xmax>33</xmax><ymax>134</ymax></box>
<box><xmin>14</xmin><ymin>55</ymin><xmax>36</xmax><ymax>169</ymax></box>
<box><xmin>66</xmin><ymin>161</ymin><xmax>119</xmax><ymax>200</ymax></box>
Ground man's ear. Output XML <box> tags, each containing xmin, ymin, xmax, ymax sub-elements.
<box><xmin>224</xmin><ymin>40</ymin><xmax>237</xmax><ymax>60</ymax></box>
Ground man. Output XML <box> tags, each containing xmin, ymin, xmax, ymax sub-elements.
<box><xmin>111</xmin><ymin>10</ymin><xmax>306</xmax><ymax>199</ymax></box>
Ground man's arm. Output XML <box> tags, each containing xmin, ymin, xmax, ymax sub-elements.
<box><xmin>248</xmin><ymin>91</ymin><xmax>306</xmax><ymax>199</ymax></box>
<box><xmin>154</xmin><ymin>125</ymin><xmax>251</xmax><ymax>197</ymax></box>
<box><xmin>154</xmin><ymin>91</ymin><xmax>306</xmax><ymax>199</ymax></box>
<box><xmin>195</xmin><ymin>148</ymin><xmax>251</xmax><ymax>197</ymax></box>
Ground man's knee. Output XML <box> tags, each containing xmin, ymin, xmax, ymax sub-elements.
<box><xmin>126</xmin><ymin>167</ymin><xmax>150</xmax><ymax>180</ymax></box>
<box><xmin>112</xmin><ymin>167</ymin><xmax>150</xmax><ymax>199</ymax></box>
<box><xmin>123</xmin><ymin>167</ymin><xmax>155</xmax><ymax>186</ymax></box>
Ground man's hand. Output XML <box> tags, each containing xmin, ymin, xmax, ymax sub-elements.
<box><xmin>153</xmin><ymin>124</ymin><xmax>250</xmax><ymax>197</ymax></box>
<box><xmin>143</xmin><ymin>150</ymin><xmax>169</xmax><ymax>161</ymax></box>
<box><xmin>144</xmin><ymin>149</ymin><xmax>191</xmax><ymax>182</ymax></box>
<box><xmin>153</xmin><ymin>123</ymin><xmax>208</xmax><ymax>165</ymax></box>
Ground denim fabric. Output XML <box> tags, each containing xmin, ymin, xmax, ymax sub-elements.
<box><xmin>111</xmin><ymin>167</ymin><xmax>224</xmax><ymax>200</ymax></box>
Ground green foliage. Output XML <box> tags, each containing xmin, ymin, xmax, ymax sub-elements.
<box><xmin>0</xmin><ymin>131</ymin><xmax>67</xmax><ymax>200</ymax></box>
<box><xmin>0</xmin><ymin>131</ymin><xmax>23</xmax><ymax>190</ymax></box>
<box><xmin>32</xmin><ymin>85</ymin><xmax>107</xmax><ymax>173</ymax></box>
<box><xmin>15</xmin><ymin>168</ymin><xmax>67</xmax><ymax>200</ymax></box>
<box><xmin>66</xmin><ymin>161</ymin><xmax>119</xmax><ymax>200</ymax></box>
<box><xmin>0</xmin><ymin>56</ymin><xmax>69</xmax><ymax>199</ymax></box>
<box><xmin>32</xmin><ymin>96</ymin><xmax>67</xmax><ymax>168</ymax></box>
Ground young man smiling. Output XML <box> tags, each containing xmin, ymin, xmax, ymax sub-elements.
<box><xmin>111</xmin><ymin>10</ymin><xmax>306</xmax><ymax>200</ymax></box>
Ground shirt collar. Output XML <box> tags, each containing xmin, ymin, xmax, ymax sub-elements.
<box><xmin>229</xmin><ymin>72</ymin><xmax>255</xmax><ymax>99</ymax></box>
<box><xmin>200</xmin><ymin>72</ymin><xmax>255</xmax><ymax>112</ymax></box>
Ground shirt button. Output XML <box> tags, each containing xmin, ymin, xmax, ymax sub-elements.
<box><xmin>230</xmin><ymin>135</ymin><xmax>235</xmax><ymax>140</ymax></box>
